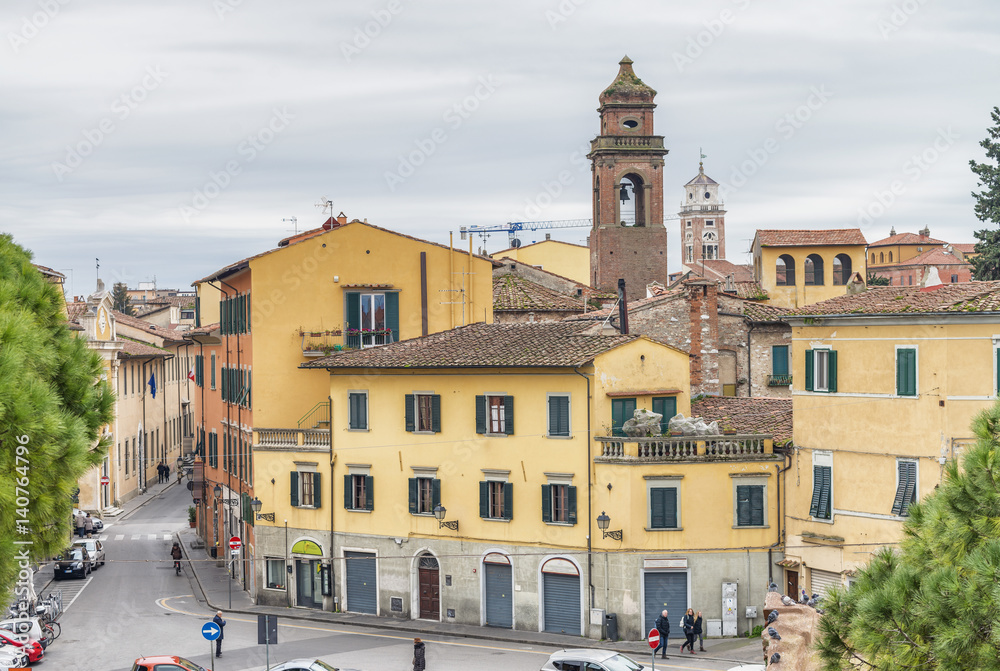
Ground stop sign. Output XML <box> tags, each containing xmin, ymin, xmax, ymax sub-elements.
<box><xmin>229</xmin><ymin>536</ymin><xmax>242</xmax><ymax>551</ymax></box>
<box><xmin>647</xmin><ymin>628</ymin><xmax>660</xmax><ymax>649</ymax></box>
<box><xmin>100</xmin><ymin>476</ymin><xmax>110</xmax><ymax>486</ymax></box>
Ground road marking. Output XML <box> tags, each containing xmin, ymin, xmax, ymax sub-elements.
<box><xmin>163</xmin><ymin>534</ymin><xmax>172</xmax><ymax>540</ymax></box>
<box><xmin>131</xmin><ymin>534</ymin><xmax>142</xmax><ymax>540</ymax></box>
<box><xmin>115</xmin><ymin>534</ymin><xmax>125</xmax><ymax>541</ymax></box>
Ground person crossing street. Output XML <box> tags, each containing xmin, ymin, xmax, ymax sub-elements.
<box><xmin>213</xmin><ymin>611</ymin><xmax>226</xmax><ymax>657</ymax></box>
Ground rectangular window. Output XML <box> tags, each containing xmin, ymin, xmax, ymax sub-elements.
<box><xmin>651</xmin><ymin>396</ymin><xmax>677</xmax><ymax>435</ymax></box>
<box><xmin>266</xmin><ymin>559</ymin><xmax>286</xmax><ymax>590</ymax></box>
<box><xmin>611</xmin><ymin>398</ymin><xmax>636</xmax><ymax>437</ymax></box>
<box><xmin>805</xmin><ymin>349</ymin><xmax>837</xmax><ymax>393</ymax></box>
<box><xmin>479</xmin><ymin>480</ymin><xmax>513</xmax><ymax>520</ymax></box>
<box><xmin>541</xmin><ymin>484</ymin><xmax>577</xmax><ymax>524</ymax></box>
<box><xmin>772</xmin><ymin>345</ymin><xmax>789</xmax><ymax>376</ymax></box>
<box><xmin>300</xmin><ymin>471</ymin><xmax>315</xmax><ymax>507</ymax></box>
<box><xmin>649</xmin><ymin>487</ymin><xmax>678</xmax><ymax>529</ymax></box>
<box><xmin>290</xmin><ymin>470</ymin><xmax>321</xmax><ymax>508</ymax></box>
<box><xmin>706</xmin><ymin>220</ymin><xmax>714</xmax><ymax>226</ymax></box>
<box><xmin>408</xmin><ymin>476</ymin><xmax>440</xmax><ymax>515</ymax></box>
<box><xmin>405</xmin><ymin>394</ymin><xmax>441</xmax><ymax>433</ymax></box>
<box><xmin>344</xmin><ymin>473</ymin><xmax>373</xmax><ymax>511</ymax></box>
<box><xmin>810</xmin><ymin>452</ymin><xmax>833</xmax><ymax>520</ymax></box>
<box><xmin>896</xmin><ymin>347</ymin><xmax>917</xmax><ymax>397</ymax></box>
<box><xmin>735</xmin><ymin>484</ymin><xmax>765</xmax><ymax>527</ymax></box>
<box><xmin>475</xmin><ymin>395</ymin><xmax>513</xmax><ymax>435</ymax></box>
<box><xmin>547</xmin><ymin>394</ymin><xmax>570</xmax><ymax>437</ymax></box>
<box><xmin>951</xmin><ymin>274</ymin><xmax>958</xmax><ymax>283</ymax></box>
<box><xmin>891</xmin><ymin>460</ymin><xmax>918</xmax><ymax>516</ymax></box>
<box><xmin>210</xmin><ymin>353</ymin><xmax>216</xmax><ymax>390</ymax></box>
<box><xmin>417</xmin><ymin>394</ymin><xmax>434</xmax><ymax>432</ymax></box>
<box><xmin>488</xmin><ymin>395</ymin><xmax>505</xmax><ymax>434</ymax></box>
<box><xmin>348</xmin><ymin>392</ymin><xmax>368</xmax><ymax>430</ymax></box>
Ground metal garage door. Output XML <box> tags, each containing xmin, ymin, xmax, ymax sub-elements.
<box><xmin>810</xmin><ymin>569</ymin><xmax>842</xmax><ymax>597</ymax></box>
<box><xmin>344</xmin><ymin>551</ymin><xmax>377</xmax><ymax>614</ymax></box>
<box><xmin>543</xmin><ymin>573</ymin><xmax>580</xmax><ymax>635</ymax></box>
<box><xmin>643</xmin><ymin>572</ymin><xmax>687</xmax><ymax>637</ymax></box>
<box><xmin>484</xmin><ymin>562</ymin><xmax>513</xmax><ymax>628</ymax></box>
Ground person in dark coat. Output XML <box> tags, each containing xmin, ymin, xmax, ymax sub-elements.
<box><xmin>412</xmin><ymin>637</ymin><xmax>426</xmax><ymax>671</ymax></box>
<box><xmin>680</xmin><ymin>608</ymin><xmax>697</xmax><ymax>654</ymax></box>
<box><xmin>653</xmin><ymin>609</ymin><xmax>670</xmax><ymax>659</ymax></box>
<box><xmin>694</xmin><ymin>610</ymin><xmax>705</xmax><ymax>652</ymax></box>
<box><xmin>213</xmin><ymin>611</ymin><xmax>226</xmax><ymax>657</ymax></box>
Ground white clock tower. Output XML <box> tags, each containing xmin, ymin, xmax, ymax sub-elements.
<box><xmin>679</xmin><ymin>161</ymin><xmax>727</xmax><ymax>271</ymax></box>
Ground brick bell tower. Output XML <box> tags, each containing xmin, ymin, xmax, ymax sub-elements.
<box><xmin>589</xmin><ymin>56</ymin><xmax>669</xmax><ymax>293</ymax></box>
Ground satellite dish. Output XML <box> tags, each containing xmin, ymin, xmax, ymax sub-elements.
<box><xmin>511</xmin><ymin>238</ymin><xmax>522</xmax><ymax>249</ymax></box>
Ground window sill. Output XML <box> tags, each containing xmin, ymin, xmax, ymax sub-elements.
<box><xmin>546</xmin><ymin>435</ymin><xmax>573</xmax><ymax>440</ymax></box>
<box><xmin>346</xmin><ymin>508</ymin><xmax>373</xmax><ymax>513</ymax></box>
<box><xmin>484</xmin><ymin>433</ymin><xmax>508</xmax><ymax>438</ymax></box>
<box><xmin>263</xmin><ymin>585</ymin><xmax>287</xmax><ymax>592</ymax></box>
<box><xmin>732</xmin><ymin>525</ymin><xmax>770</xmax><ymax>530</ymax></box>
<box><xmin>348</xmin><ymin>428</ymin><xmax>370</xmax><ymax>432</ymax></box>
<box><xmin>809</xmin><ymin>516</ymin><xmax>834</xmax><ymax>524</ymax></box>
<box><xmin>412</xmin><ymin>430</ymin><xmax>437</xmax><ymax>435</ymax></box>
<box><xmin>411</xmin><ymin>512</ymin><xmax>434</xmax><ymax>517</ymax></box>
<box><xmin>481</xmin><ymin>517</ymin><xmax>512</xmax><ymax>523</ymax></box>
<box><xmin>294</xmin><ymin>505</ymin><xmax>318</xmax><ymax>510</ymax></box>
<box><xmin>544</xmin><ymin>521</ymin><xmax>576</xmax><ymax>527</ymax></box>
<box><xmin>645</xmin><ymin>527</ymin><xmax>683</xmax><ymax>532</ymax></box>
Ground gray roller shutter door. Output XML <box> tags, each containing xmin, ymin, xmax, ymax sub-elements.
<box><xmin>484</xmin><ymin>563</ymin><xmax>513</xmax><ymax>628</ymax></box>
<box><xmin>810</xmin><ymin>569</ymin><xmax>842</xmax><ymax>597</ymax></box>
<box><xmin>542</xmin><ymin>573</ymin><xmax>580</xmax><ymax>635</ymax></box>
<box><xmin>344</xmin><ymin>551</ymin><xmax>377</xmax><ymax>615</ymax></box>
<box><xmin>643</xmin><ymin>572</ymin><xmax>687</xmax><ymax>637</ymax></box>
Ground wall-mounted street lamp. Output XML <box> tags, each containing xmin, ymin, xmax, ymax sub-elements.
<box><xmin>434</xmin><ymin>504</ymin><xmax>459</xmax><ymax>531</ymax></box>
<box><xmin>596</xmin><ymin>511</ymin><xmax>622</xmax><ymax>541</ymax></box>
<box><xmin>213</xmin><ymin>484</ymin><xmax>223</xmax><ymax>499</ymax></box>
<box><xmin>253</xmin><ymin>496</ymin><xmax>275</xmax><ymax>522</ymax></box>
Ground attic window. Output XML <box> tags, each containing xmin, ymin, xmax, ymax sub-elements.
<box><xmin>622</xmin><ymin>119</ymin><xmax>638</xmax><ymax>129</ymax></box>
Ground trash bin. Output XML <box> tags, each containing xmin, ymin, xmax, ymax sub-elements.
<box><xmin>209</xmin><ymin>546</ymin><xmax>217</xmax><ymax>559</ymax></box>
<box><xmin>604</xmin><ymin>613</ymin><xmax>618</xmax><ymax>641</ymax></box>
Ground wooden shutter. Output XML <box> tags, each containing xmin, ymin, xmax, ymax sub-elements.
<box><xmin>364</xmin><ymin>475</ymin><xmax>374</xmax><ymax>511</ymax></box>
<box><xmin>651</xmin><ymin>487</ymin><xmax>677</xmax><ymax>529</ymax></box>
<box><xmin>404</xmin><ymin>394</ymin><xmax>414</xmax><ymax>432</ymax></box>
<box><xmin>541</xmin><ymin>485</ymin><xmax>552</xmax><ymax>523</ymax></box>
<box><xmin>290</xmin><ymin>471</ymin><xmax>299</xmax><ymax>507</ymax></box>
<box><xmin>805</xmin><ymin>350</ymin><xmax>814</xmax><ymax>391</ymax></box>
<box><xmin>246</xmin><ymin>293</ymin><xmax>251</xmax><ymax>333</ymax></box>
<box><xmin>408</xmin><ymin>478</ymin><xmax>417</xmax><ymax>514</ymax></box>
<box><xmin>750</xmin><ymin>485</ymin><xmax>764</xmax><ymax>525</ymax></box>
<box><xmin>385</xmin><ymin>292</ymin><xmax>399</xmax><ymax>344</ymax></box>
<box><xmin>503</xmin><ymin>482</ymin><xmax>514</xmax><ymax>520</ymax></box>
<box><xmin>195</xmin><ymin>296</ymin><xmax>201</xmax><ymax>327</ymax></box>
<box><xmin>479</xmin><ymin>482</ymin><xmax>489</xmax><ymax>518</ymax></box>
<box><xmin>567</xmin><ymin>486</ymin><xmax>577</xmax><ymax>525</ymax></box>
<box><xmin>828</xmin><ymin>351</ymin><xmax>838</xmax><ymax>393</ymax></box>
<box><xmin>346</xmin><ymin>292</ymin><xmax>360</xmax><ymax>331</ymax></box>
<box><xmin>737</xmin><ymin>485</ymin><xmax>751</xmax><ymax>526</ymax></box>
<box><xmin>897</xmin><ymin>349</ymin><xmax>916</xmax><ymax>396</ymax></box>
<box><xmin>313</xmin><ymin>473</ymin><xmax>322</xmax><ymax>509</ymax></box>
<box><xmin>892</xmin><ymin>461</ymin><xmax>917</xmax><ymax>516</ymax></box>
<box><xmin>810</xmin><ymin>465</ymin><xmax>832</xmax><ymax>519</ymax></box>
<box><xmin>651</xmin><ymin>397</ymin><xmax>676</xmax><ymax>435</ymax></box>
<box><xmin>504</xmin><ymin>396</ymin><xmax>514</xmax><ymax>435</ymax></box>
<box><xmin>431</xmin><ymin>395</ymin><xmax>441</xmax><ymax>433</ymax></box>
<box><xmin>344</xmin><ymin>474</ymin><xmax>353</xmax><ymax>509</ymax></box>
<box><xmin>475</xmin><ymin>395</ymin><xmax>487</xmax><ymax>434</ymax></box>
<box><xmin>432</xmin><ymin>478</ymin><xmax>441</xmax><ymax>510</ymax></box>
<box><xmin>772</xmin><ymin>346</ymin><xmax>789</xmax><ymax>377</ymax></box>
<box><xmin>549</xmin><ymin>396</ymin><xmax>570</xmax><ymax>436</ymax></box>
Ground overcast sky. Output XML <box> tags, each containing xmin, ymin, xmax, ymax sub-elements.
<box><xmin>2</xmin><ymin>0</ymin><xmax>998</xmax><ymax>297</ymax></box>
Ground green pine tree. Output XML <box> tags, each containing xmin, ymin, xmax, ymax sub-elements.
<box><xmin>0</xmin><ymin>235</ymin><xmax>114</xmax><ymax>599</ymax></box>
<box><xmin>970</xmin><ymin>106</ymin><xmax>1000</xmax><ymax>280</ymax></box>
<box><xmin>816</xmin><ymin>401</ymin><xmax>1000</xmax><ymax>670</ymax></box>
<box><xmin>111</xmin><ymin>281</ymin><xmax>133</xmax><ymax>315</ymax></box>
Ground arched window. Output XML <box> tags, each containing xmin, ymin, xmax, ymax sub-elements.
<box><xmin>776</xmin><ymin>254</ymin><xmax>796</xmax><ymax>286</ymax></box>
<box><xmin>871</xmin><ymin>253</ymin><xmax>876</xmax><ymax>264</ymax></box>
<box><xmin>879</xmin><ymin>252</ymin><xmax>884</xmax><ymax>264</ymax></box>
<box><xmin>888</xmin><ymin>251</ymin><xmax>893</xmax><ymax>263</ymax></box>
<box><xmin>832</xmin><ymin>254</ymin><xmax>852</xmax><ymax>285</ymax></box>
<box><xmin>804</xmin><ymin>254</ymin><xmax>824</xmax><ymax>285</ymax></box>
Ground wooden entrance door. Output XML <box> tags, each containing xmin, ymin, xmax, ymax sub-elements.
<box><xmin>786</xmin><ymin>569</ymin><xmax>799</xmax><ymax>599</ymax></box>
<box><xmin>418</xmin><ymin>555</ymin><xmax>440</xmax><ymax>619</ymax></box>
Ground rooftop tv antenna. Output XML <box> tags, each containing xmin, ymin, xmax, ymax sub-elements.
<box><xmin>283</xmin><ymin>217</ymin><xmax>299</xmax><ymax>235</ymax></box>
<box><xmin>315</xmin><ymin>197</ymin><xmax>334</xmax><ymax>218</ymax></box>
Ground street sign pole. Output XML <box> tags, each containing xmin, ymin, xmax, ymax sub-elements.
<box><xmin>647</xmin><ymin>628</ymin><xmax>660</xmax><ymax>671</ymax></box>
<box><xmin>228</xmin><ymin>536</ymin><xmax>242</xmax><ymax>609</ymax></box>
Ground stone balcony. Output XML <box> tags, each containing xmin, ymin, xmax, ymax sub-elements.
<box><xmin>255</xmin><ymin>428</ymin><xmax>330</xmax><ymax>451</ymax></box>
<box><xmin>590</xmin><ymin>135</ymin><xmax>665</xmax><ymax>151</ymax></box>
<box><xmin>595</xmin><ymin>434</ymin><xmax>774</xmax><ymax>462</ymax></box>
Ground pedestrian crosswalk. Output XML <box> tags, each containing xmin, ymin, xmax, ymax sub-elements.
<box><xmin>103</xmin><ymin>533</ymin><xmax>173</xmax><ymax>541</ymax></box>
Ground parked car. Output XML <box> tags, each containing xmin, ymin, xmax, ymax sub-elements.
<box><xmin>0</xmin><ymin>643</ymin><xmax>30</xmax><ymax>669</ymax></box>
<box><xmin>0</xmin><ymin>629</ymin><xmax>44</xmax><ymax>663</ymax></box>
<box><xmin>727</xmin><ymin>666</ymin><xmax>765</xmax><ymax>671</ymax></box>
<box><xmin>0</xmin><ymin>616</ymin><xmax>51</xmax><ymax>648</ymax></box>
<box><xmin>269</xmin><ymin>659</ymin><xmax>349</xmax><ymax>671</ymax></box>
<box><xmin>73</xmin><ymin>538</ymin><xmax>106</xmax><ymax>567</ymax></box>
<box><xmin>540</xmin><ymin>649</ymin><xmax>644</xmax><ymax>671</ymax></box>
<box><xmin>53</xmin><ymin>547</ymin><xmax>92</xmax><ymax>580</ymax></box>
<box><xmin>131</xmin><ymin>655</ymin><xmax>207</xmax><ymax>671</ymax></box>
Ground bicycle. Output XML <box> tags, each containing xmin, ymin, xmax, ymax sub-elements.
<box><xmin>43</xmin><ymin>621</ymin><xmax>60</xmax><ymax>641</ymax></box>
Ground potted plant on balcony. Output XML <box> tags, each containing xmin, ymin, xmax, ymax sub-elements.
<box><xmin>721</xmin><ymin>418</ymin><xmax>737</xmax><ymax>435</ymax></box>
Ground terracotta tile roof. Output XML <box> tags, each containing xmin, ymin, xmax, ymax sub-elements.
<box><xmin>878</xmin><ymin>247</ymin><xmax>968</xmax><ymax>268</ymax></box>
<box><xmin>33</xmin><ymin>264</ymin><xmax>65</xmax><ymax>280</ymax></box>
<box><xmin>742</xmin><ymin>301</ymin><xmax>791</xmax><ymax>322</ymax></box>
<box><xmin>301</xmin><ymin>322</ymin><xmax>642</xmax><ymax>369</ymax></box>
<box><xmin>133</xmin><ymin>295</ymin><xmax>196</xmax><ymax>315</ymax></box>
<box><xmin>690</xmin><ymin>259</ymin><xmax>754</xmax><ymax>283</ymax></box>
<box><xmin>868</xmin><ymin>232</ymin><xmax>948</xmax><ymax>247</ymax></box>
<box><xmin>563</xmin><ymin>289</ymin><xmax>686</xmax><ymax>321</ymax></box>
<box><xmin>116</xmin><ymin>338</ymin><xmax>170</xmax><ymax>358</ymax></box>
<box><xmin>788</xmin><ymin>280</ymin><xmax>1000</xmax><ymax>316</ymax></box>
<box><xmin>113</xmin><ymin>310</ymin><xmax>185</xmax><ymax>342</ymax></box>
<box><xmin>183</xmin><ymin>323</ymin><xmax>220</xmax><ymax>336</ymax></box>
<box><xmin>755</xmin><ymin>229</ymin><xmax>867</xmax><ymax>247</ymax></box>
<box><xmin>691</xmin><ymin>397</ymin><xmax>793</xmax><ymax>445</ymax></box>
<box><xmin>493</xmin><ymin>257</ymin><xmax>592</xmax><ymax>290</ymax></box>
<box><xmin>493</xmin><ymin>275</ymin><xmax>585</xmax><ymax>312</ymax></box>
<box><xmin>65</xmin><ymin>301</ymin><xmax>87</xmax><ymax>323</ymax></box>
<box><xmin>952</xmin><ymin>243</ymin><xmax>977</xmax><ymax>254</ymax></box>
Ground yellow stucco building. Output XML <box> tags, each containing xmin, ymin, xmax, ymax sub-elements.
<box><xmin>491</xmin><ymin>239</ymin><xmax>590</xmax><ymax>286</ymax></box>
<box><xmin>781</xmin><ymin>280</ymin><xmax>1000</xmax><ymax>598</ymax></box>
<box><xmin>752</xmin><ymin>229</ymin><xmax>868</xmax><ymax>309</ymax></box>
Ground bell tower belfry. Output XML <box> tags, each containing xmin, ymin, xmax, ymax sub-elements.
<box><xmin>588</xmin><ymin>56</ymin><xmax>669</xmax><ymax>293</ymax></box>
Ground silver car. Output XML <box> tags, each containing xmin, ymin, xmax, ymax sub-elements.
<box><xmin>541</xmin><ymin>649</ymin><xmax>645</xmax><ymax>671</ymax></box>
<box><xmin>74</xmin><ymin>539</ymin><xmax>106</xmax><ymax>567</ymax></box>
<box><xmin>0</xmin><ymin>644</ymin><xmax>29</xmax><ymax>669</ymax></box>
<box><xmin>268</xmin><ymin>660</ymin><xmax>356</xmax><ymax>671</ymax></box>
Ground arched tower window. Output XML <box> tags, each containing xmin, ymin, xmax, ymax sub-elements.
<box><xmin>776</xmin><ymin>255</ymin><xmax>796</xmax><ymax>286</ymax></box>
<box><xmin>618</xmin><ymin>173</ymin><xmax>647</xmax><ymax>226</ymax></box>
<box><xmin>833</xmin><ymin>254</ymin><xmax>852</xmax><ymax>285</ymax></box>
<box><xmin>804</xmin><ymin>254</ymin><xmax>825</xmax><ymax>285</ymax></box>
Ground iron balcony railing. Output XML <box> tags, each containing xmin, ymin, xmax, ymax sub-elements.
<box><xmin>767</xmin><ymin>374</ymin><xmax>792</xmax><ymax>386</ymax></box>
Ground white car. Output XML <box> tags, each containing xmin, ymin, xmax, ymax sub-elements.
<box><xmin>541</xmin><ymin>649</ymin><xmax>644</xmax><ymax>671</ymax></box>
<box><xmin>268</xmin><ymin>660</ymin><xmax>358</xmax><ymax>671</ymax></box>
<box><xmin>0</xmin><ymin>644</ymin><xmax>29</xmax><ymax>669</ymax></box>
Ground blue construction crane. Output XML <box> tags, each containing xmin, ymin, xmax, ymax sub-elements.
<box><xmin>461</xmin><ymin>215</ymin><xmax>680</xmax><ymax>247</ymax></box>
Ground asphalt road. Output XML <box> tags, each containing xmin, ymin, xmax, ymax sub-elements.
<box><xmin>40</xmin><ymin>485</ymin><xmax>749</xmax><ymax>671</ymax></box>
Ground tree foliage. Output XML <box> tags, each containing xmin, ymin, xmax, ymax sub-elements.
<box><xmin>866</xmin><ymin>271</ymin><xmax>890</xmax><ymax>286</ymax></box>
<box><xmin>111</xmin><ymin>281</ymin><xmax>133</xmax><ymax>316</ymax></box>
<box><xmin>970</xmin><ymin>106</ymin><xmax>1000</xmax><ymax>280</ymax></box>
<box><xmin>816</xmin><ymin>401</ymin><xmax>1000</xmax><ymax>670</ymax></box>
<box><xmin>0</xmin><ymin>235</ymin><xmax>114</xmax><ymax>600</ymax></box>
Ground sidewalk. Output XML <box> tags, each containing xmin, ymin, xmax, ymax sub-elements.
<box><xmin>177</xmin><ymin>528</ymin><xmax>765</xmax><ymax>666</ymax></box>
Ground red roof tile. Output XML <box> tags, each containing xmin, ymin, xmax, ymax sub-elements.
<box><xmin>868</xmin><ymin>232</ymin><xmax>948</xmax><ymax>247</ymax></box>
<box><xmin>877</xmin><ymin>247</ymin><xmax>968</xmax><ymax>268</ymax></box>
<box><xmin>691</xmin><ymin>397</ymin><xmax>793</xmax><ymax>445</ymax></box>
<box><xmin>788</xmin><ymin>280</ymin><xmax>1000</xmax><ymax>316</ymax></box>
<box><xmin>952</xmin><ymin>243</ymin><xmax>977</xmax><ymax>254</ymax></box>
<box><xmin>756</xmin><ymin>229</ymin><xmax>867</xmax><ymax>247</ymax></box>
<box><xmin>493</xmin><ymin>275</ymin><xmax>585</xmax><ymax>312</ymax></box>
<box><xmin>117</xmin><ymin>339</ymin><xmax>170</xmax><ymax>358</ymax></box>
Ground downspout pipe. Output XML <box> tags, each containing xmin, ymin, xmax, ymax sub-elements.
<box><xmin>746</xmin><ymin>320</ymin><xmax>755</xmax><ymax>398</ymax></box>
<box><xmin>770</xmin><ymin>450</ymin><xmax>793</xmax><ymax>585</ymax></box>
<box><xmin>219</xmin><ymin>277</ymin><xmax>246</xmax><ymax>591</ymax></box>
<box><xmin>207</xmin><ymin>280</ymin><xmax>234</xmax><ymax>584</ymax></box>
<box><xmin>573</xmin><ymin>367</ymin><xmax>594</xmax><ymax>614</ymax></box>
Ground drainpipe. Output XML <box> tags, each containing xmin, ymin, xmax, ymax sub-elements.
<box><xmin>746</xmin><ymin>320</ymin><xmax>756</xmax><ymax>398</ymax></box>
<box><xmin>207</xmin><ymin>280</ymin><xmax>234</xmax><ymax>590</ymax></box>
<box><xmin>573</xmin><ymin>367</ymin><xmax>594</xmax><ymax>619</ymax></box>
<box><xmin>219</xmin><ymin>278</ymin><xmax>246</xmax><ymax>591</ymax></box>
<box><xmin>771</xmin><ymin>452</ymin><xmax>793</xmax><ymax>585</ymax></box>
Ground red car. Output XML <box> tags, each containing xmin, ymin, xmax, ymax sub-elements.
<box><xmin>131</xmin><ymin>656</ymin><xmax>208</xmax><ymax>671</ymax></box>
<box><xmin>0</xmin><ymin>629</ymin><xmax>44</xmax><ymax>663</ymax></box>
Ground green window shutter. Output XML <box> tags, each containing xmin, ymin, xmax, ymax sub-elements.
<box><xmin>221</xmin><ymin>366</ymin><xmax>226</xmax><ymax>400</ymax></box>
<box><xmin>503</xmin><ymin>395</ymin><xmax>514</xmax><ymax>435</ymax></box>
<box><xmin>431</xmin><ymin>395</ymin><xmax>441</xmax><ymax>433</ymax></box>
<box><xmin>772</xmin><ymin>345</ymin><xmax>789</xmax><ymax>376</ymax></box>
<box><xmin>246</xmin><ymin>293</ymin><xmax>251</xmax><ymax>333</ymax></box>
<box><xmin>385</xmin><ymin>291</ymin><xmax>399</xmax><ymax>344</ymax></box>
<box><xmin>344</xmin><ymin>474</ymin><xmax>352</xmax><ymax>509</ymax></box>
<box><xmin>479</xmin><ymin>481</ymin><xmax>489</xmax><ymax>518</ymax></box>
<box><xmin>809</xmin><ymin>467</ymin><xmax>822</xmax><ymax>517</ymax></box>
<box><xmin>664</xmin><ymin>488</ymin><xmax>677</xmax><ymax>528</ymax></box>
<box><xmin>612</xmin><ymin>398</ymin><xmax>636</xmax><ymax>437</ymax></box>
<box><xmin>828</xmin><ymin>351</ymin><xmax>838</xmax><ymax>393</ymax></box>
<box><xmin>475</xmin><ymin>395</ymin><xmax>486</xmax><ymax>434</ymax></box>
<box><xmin>650</xmin><ymin>488</ymin><xmax>665</xmax><ymax>528</ymax></box>
<box><xmin>892</xmin><ymin>461</ymin><xmax>917</xmax><ymax>516</ymax></box>
<box><xmin>805</xmin><ymin>350</ymin><xmax>814</xmax><ymax>391</ymax></box>
<box><xmin>364</xmin><ymin>475</ymin><xmax>374</xmax><ymax>511</ymax></box>
<box><xmin>247</xmin><ymin>369</ymin><xmax>252</xmax><ymax>408</ymax></box>
<box><xmin>502</xmin><ymin>482</ymin><xmax>514</xmax><ymax>520</ymax></box>
<box><xmin>313</xmin><ymin>473</ymin><xmax>321</xmax><ymax>509</ymax></box>
<box><xmin>408</xmin><ymin>478</ymin><xmax>417</xmax><ymax>514</ymax></box>
<box><xmin>541</xmin><ymin>485</ymin><xmax>552</xmax><ymax>523</ymax></box>
<box><xmin>346</xmin><ymin>292</ymin><xmax>360</xmax><ymax>331</ymax></box>
<box><xmin>651</xmin><ymin>397</ymin><xmax>676</xmax><ymax>435</ymax></box>
<box><xmin>897</xmin><ymin>349</ymin><xmax>916</xmax><ymax>396</ymax></box>
<box><xmin>219</xmin><ymin>299</ymin><xmax>225</xmax><ymax>335</ymax></box>
<box><xmin>750</xmin><ymin>485</ymin><xmax>764</xmax><ymax>526</ymax></box>
<box><xmin>737</xmin><ymin>485</ymin><xmax>751</xmax><ymax>526</ymax></box>
<box><xmin>404</xmin><ymin>394</ymin><xmax>415</xmax><ymax>432</ymax></box>
<box><xmin>349</xmin><ymin>393</ymin><xmax>359</xmax><ymax>429</ymax></box>
<box><xmin>195</xmin><ymin>296</ymin><xmax>201</xmax><ymax>327</ymax></box>
<box><xmin>549</xmin><ymin>396</ymin><xmax>570</xmax><ymax>437</ymax></box>
<box><xmin>358</xmin><ymin>393</ymin><xmax>368</xmax><ymax>430</ymax></box>
<box><xmin>567</xmin><ymin>486</ymin><xmax>577</xmax><ymax>525</ymax></box>
<box><xmin>997</xmin><ymin>348</ymin><xmax>1000</xmax><ymax>395</ymax></box>
<box><xmin>811</xmin><ymin>465</ymin><xmax>832</xmax><ymax>519</ymax></box>
<box><xmin>432</xmin><ymin>479</ymin><xmax>441</xmax><ymax>510</ymax></box>
<box><xmin>290</xmin><ymin>471</ymin><xmax>299</xmax><ymax>507</ymax></box>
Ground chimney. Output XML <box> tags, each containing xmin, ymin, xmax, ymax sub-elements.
<box><xmin>337</xmin><ymin>211</ymin><xmax>348</xmax><ymax>225</ymax></box>
<box><xmin>725</xmin><ymin>273</ymin><xmax>735</xmax><ymax>294</ymax></box>
<box><xmin>919</xmin><ymin>225</ymin><xmax>930</xmax><ymax>238</ymax></box>
<box><xmin>545</xmin><ymin>233</ymin><xmax>551</xmax><ymax>241</ymax></box>
<box><xmin>617</xmin><ymin>278</ymin><xmax>629</xmax><ymax>335</ymax></box>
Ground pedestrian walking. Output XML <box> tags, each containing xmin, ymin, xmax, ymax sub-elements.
<box><xmin>84</xmin><ymin>513</ymin><xmax>94</xmax><ymax>538</ymax></box>
<box><xmin>412</xmin><ymin>637</ymin><xmax>425</xmax><ymax>671</ymax></box>
<box><xmin>213</xmin><ymin>611</ymin><xmax>226</xmax><ymax>657</ymax></box>
<box><xmin>176</xmin><ymin>467</ymin><xmax>183</xmax><ymax>485</ymax></box>
<box><xmin>164</xmin><ymin>463</ymin><xmax>170</xmax><ymax>481</ymax></box>
<box><xmin>694</xmin><ymin>610</ymin><xmax>705</xmax><ymax>652</ymax></box>
<box><xmin>653</xmin><ymin>609</ymin><xmax>670</xmax><ymax>659</ymax></box>
<box><xmin>75</xmin><ymin>512</ymin><xmax>85</xmax><ymax>538</ymax></box>
<box><xmin>680</xmin><ymin>608</ymin><xmax>696</xmax><ymax>654</ymax></box>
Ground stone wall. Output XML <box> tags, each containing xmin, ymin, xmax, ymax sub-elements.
<box><xmin>749</xmin><ymin>323</ymin><xmax>793</xmax><ymax>398</ymax></box>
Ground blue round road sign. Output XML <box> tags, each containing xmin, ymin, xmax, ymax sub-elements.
<box><xmin>202</xmin><ymin>621</ymin><xmax>222</xmax><ymax>641</ymax></box>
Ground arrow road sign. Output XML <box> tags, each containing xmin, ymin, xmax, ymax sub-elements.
<box><xmin>202</xmin><ymin>621</ymin><xmax>221</xmax><ymax>641</ymax></box>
